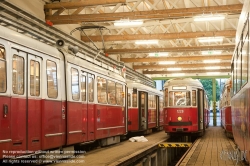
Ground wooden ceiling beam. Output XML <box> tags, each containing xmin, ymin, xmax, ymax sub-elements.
<box><xmin>105</xmin><ymin>45</ymin><xmax>235</xmax><ymax>54</ymax></box>
<box><xmin>44</xmin><ymin>0</ymin><xmax>127</xmax><ymax>10</ymax></box>
<box><xmin>121</xmin><ymin>55</ymin><xmax>232</xmax><ymax>63</ymax></box>
<box><xmin>45</xmin><ymin>4</ymin><xmax>242</xmax><ymax>24</ymax></box>
<box><xmin>142</xmin><ymin>69</ymin><xmax>230</xmax><ymax>74</ymax></box>
<box><xmin>133</xmin><ymin>62</ymin><xmax>231</xmax><ymax>69</ymax></box>
<box><xmin>81</xmin><ymin>30</ymin><xmax>235</xmax><ymax>42</ymax></box>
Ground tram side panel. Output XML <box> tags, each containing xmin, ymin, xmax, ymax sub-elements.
<box><xmin>231</xmin><ymin>0</ymin><xmax>250</xmax><ymax>162</ymax></box>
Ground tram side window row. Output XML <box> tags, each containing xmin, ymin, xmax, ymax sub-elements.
<box><xmin>97</xmin><ymin>76</ymin><xmax>124</xmax><ymax>105</ymax></box>
<box><xmin>232</xmin><ymin>13</ymin><xmax>249</xmax><ymax>95</ymax></box>
<box><xmin>70</xmin><ymin>70</ymin><xmax>125</xmax><ymax>105</ymax></box>
<box><xmin>0</xmin><ymin>45</ymin><xmax>57</xmax><ymax>98</ymax></box>
<box><xmin>0</xmin><ymin>46</ymin><xmax>6</xmax><ymax>93</ymax></box>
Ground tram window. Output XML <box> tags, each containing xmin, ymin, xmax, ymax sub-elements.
<box><xmin>128</xmin><ymin>93</ymin><xmax>131</xmax><ymax>107</ymax></box>
<box><xmin>236</xmin><ymin>49</ymin><xmax>242</xmax><ymax>92</ymax></box>
<box><xmin>132</xmin><ymin>92</ymin><xmax>137</xmax><ymax>107</ymax></box>
<box><xmin>116</xmin><ymin>83</ymin><xmax>124</xmax><ymax>106</ymax></box>
<box><xmin>30</xmin><ymin>60</ymin><xmax>40</xmax><ymax>96</ymax></box>
<box><xmin>231</xmin><ymin>60</ymin><xmax>235</xmax><ymax>95</ymax></box>
<box><xmin>0</xmin><ymin>46</ymin><xmax>6</xmax><ymax>93</ymax></box>
<box><xmin>160</xmin><ymin>98</ymin><xmax>163</xmax><ymax>110</ymax></box>
<box><xmin>107</xmin><ymin>80</ymin><xmax>116</xmax><ymax>105</ymax></box>
<box><xmin>88</xmin><ymin>76</ymin><xmax>94</xmax><ymax>102</ymax></box>
<box><xmin>186</xmin><ymin>91</ymin><xmax>190</xmax><ymax>106</ymax></box>
<box><xmin>13</xmin><ymin>55</ymin><xmax>24</xmax><ymax>95</ymax></box>
<box><xmin>80</xmin><ymin>75</ymin><xmax>86</xmax><ymax>101</ymax></box>
<box><xmin>71</xmin><ymin>68</ymin><xmax>80</xmax><ymax>101</ymax></box>
<box><xmin>192</xmin><ymin>90</ymin><xmax>196</xmax><ymax>106</ymax></box>
<box><xmin>242</xmin><ymin>35</ymin><xmax>248</xmax><ymax>87</ymax></box>
<box><xmin>46</xmin><ymin>60</ymin><xmax>58</xmax><ymax>98</ymax></box>
<box><xmin>233</xmin><ymin>51</ymin><xmax>237</xmax><ymax>95</ymax></box>
<box><xmin>149</xmin><ymin>95</ymin><xmax>156</xmax><ymax>109</ymax></box>
<box><xmin>169</xmin><ymin>91</ymin><xmax>190</xmax><ymax>106</ymax></box>
<box><xmin>164</xmin><ymin>88</ymin><xmax>168</xmax><ymax>106</ymax></box>
<box><xmin>153</xmin><ymin>95</ymin><xmax>156</xmax><ymax>108</ymax></box>
<box><xmin>148</xmin><ymin>95</ymin><xmax>152</xmax><ymax>108</ymax></box>
<box><xmin>97</xmin><ymin>77</ymin><xmax>107</xmax><ymax>103</ymax></box>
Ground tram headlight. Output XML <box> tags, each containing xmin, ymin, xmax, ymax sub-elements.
<box><xmin>177</xmin><ymin>116</ymin><xmax>182</xmax><ymax>121</ymax></box>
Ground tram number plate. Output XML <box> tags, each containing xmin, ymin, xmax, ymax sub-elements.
<box><xmin>177</xmin><ymin>110</ymin><xmax>184</xmax><ymax>113</ymax></box>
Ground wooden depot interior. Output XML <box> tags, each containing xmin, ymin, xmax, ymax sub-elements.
<box><xmin>44</xmin><ymin>0</ymin><xmax>242</xmax><ymax>80</ymax></box>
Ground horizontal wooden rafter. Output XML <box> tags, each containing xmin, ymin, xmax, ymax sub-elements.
<box><xmin>81</xmin><ymin>30</ymin><xmax>236</xmax><ymax>42</ymax></box>
<box><xmin>133</xmin><ymin>62</ymin><xmax>231</xmax><ymax>69</ymax></box>
<box><xmin>105</xmin><ymin>45</ymin><xmax>235</xmax><ymax>54</ymax></box>
<box><xmin>45</xmin><ymin>0</ymin><xmax>127</xmax><ymax>10</ymax></box>
<box><xmin>121</xmin><ymin>55</ymin><xmax>232</xmax><ymax>63</ymax></box>
<box><xmin>143</xmin><ymin>69</ymin><xmax>230</xmax><ymax>74</ymax></box>
<box><xmin>45</xmin><ymin>4</ymin><xmax>242</xmax><ymax>24</ymax></box>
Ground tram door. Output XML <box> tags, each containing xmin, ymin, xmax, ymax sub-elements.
<box><xmin>86</xmin><ymin>73</ymin><xmax>95</xmax><ymax>141</ymax></box>
<box><xmin>197</xmin><ymin>89</ymin><xmax>205</xmax><ymax>133</ymax></box>
<box><xmin>139</xmin><ymin>91</ymin><xmax>148</xmax><ymax>130</ymax></box>
<box><xmin>10</xmin><ymin>49</ymin><xmax>27</xmax><ymax>154</ymax></box>
<box><xmin>10</xmin><ymin>49</ymin><xmax>43</xmax><ymax>153</ymax></box>
<box><xmin>27</xmin><ymin>54</ymin><xmax>42</xmax><ymax>151</ymax></box>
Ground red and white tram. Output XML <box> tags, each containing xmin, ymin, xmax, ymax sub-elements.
<box><xmin>0</xmin><ymin>25</ymin><xmax>127</xmax><ymax>159</ymax></box>
<box><xmin>163</xmin><ymin>78</ymin><xmax>209</xmax><ymax>136</ymax></box>
<box><xmin>219</xmin><ymin>78</ymin><xmax>233</xmax><ymax>138</ymax></box>
<box><xmin>231</xmin><ymin>0</ymin><xmax>250</xmax><ymax>162</ymax></box>
<box><xmin>127</xmin><ymin>82</ymin><xmax>163</xmax><ymax>134</ymax></box>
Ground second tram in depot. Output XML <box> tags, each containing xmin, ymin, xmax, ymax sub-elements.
<box><xmin>127</xmin><ymin>81</ymin><xmax>163</xmax><ymax>134</ymax></box>
<box><xmin>219</xmin><ymin>78</ymin><xmax>233</xmax><ymax>138</ymax></box>
<box><xmin>163</xmin><ymin>78</ymin><xmax>209</xmax><ymax>136</ymax></box>
<box><xmin>230</xmin><ymin>0</ymin><xmax>250</xmax><ymax>163</ymax></box>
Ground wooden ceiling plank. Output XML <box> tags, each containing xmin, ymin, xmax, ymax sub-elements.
<box><xmin>44</xmin><ymin>0</ymin><xmax>127</xmax><ymax>10</ymax></box>
<box><xmin>45</xmin><ymin>4</ymin><xmax>242</xmax><ymax>24</ymax></box>
<box><xmin>81</xmin><ymin>30</ymin><xmax>236</xmax><ymax>42</ymax></box>
<box><xmin>121</xmin><ymin>55</ymin><xmax>232</xmax><ymax>62</ymax></box>
<box><xmin>133</xmin><ymin>62</ymin><xmax>231</xmax><ymax>69</ymax></box>
<box><xmin>105</xmin><ymin>44</ymin><xmax>235</xmax><ymax>54</ymax></box>
<box><xmin>142</xmin><ymin>69</ymin><xmax>230</xmax><ymax>74</ymax></box>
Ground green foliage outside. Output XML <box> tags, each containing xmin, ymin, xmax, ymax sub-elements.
<box><xmin>199</xmin><ymin>79</ymin><xmax>220</xmax><ymax>102</ymax></box>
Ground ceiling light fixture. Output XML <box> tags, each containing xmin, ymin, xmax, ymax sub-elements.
<box><xmin>194</xmin><ymin>15</ymin><xmax>225</xmax><ymax>21</ymax></box>
<box><xmin>201</xmin><ymin>51</ymin><xmax>222</xmax><ymax>55</ymax></box>
<box><xmin>167</xmin><ymin>68</ymin><xmax>182</xmax><ymax>71</ymax></box>
<box><xmin>149</xmin><ymin>52</ymin><xmax>168</xmax><ymax>57</ymax></box>
<box><xmin>205</xmin><ymin>66</ymin><xmax>220</xmax><ymax>70</ymax></box>
<box><xmin>203</xmin><ymin>60</ymin><xmax>221</xmax><ymax>63</ymax></box>
<box><xmin>114</xmin><ymin>19</ymin><xmax>143</xmax><ymax>26</ymax></box>
<box><xmin>135</xmin><ymin>40</ymin><xmax>158</xmax><ymax>45</ymax></box>
<box><xmin>198</xmin><ymin>37</ymin><xmax>223</xmax><ymax>43</ymax></box>
<box><xmin>158</xmin><ymin>61</ymin><xmax>175</xmax><ymax>64</ymax></box>
<box><xmin>206</xmin><ymin>72</ymin><xmax>221</xmax><ymax>75</ymax></box>
<box><xmin>171</xmin><ymin>73</ymin><xmax>185</xmax><ymax>76</ymax></box>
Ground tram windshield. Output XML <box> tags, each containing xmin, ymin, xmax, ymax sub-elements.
<box><xmin>169</xmin><ymin>91</ymin><xmax>191</xmax><ymax>106</ymax></box>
